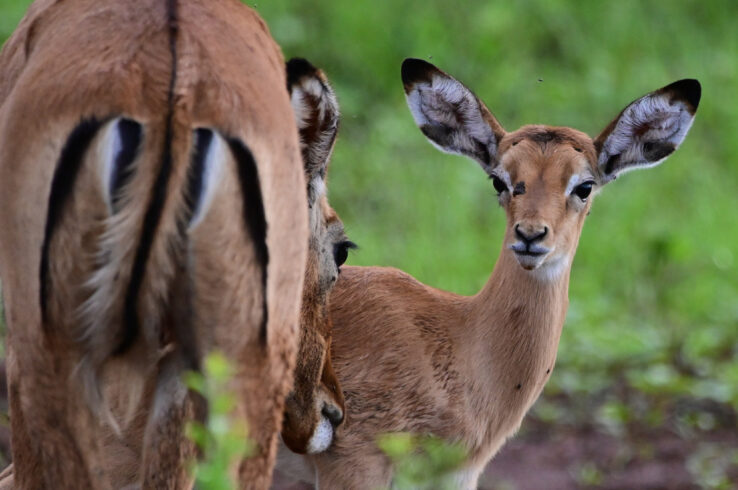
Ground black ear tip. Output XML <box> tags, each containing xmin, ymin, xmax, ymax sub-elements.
<box><xmin>286</xmin><ymin>57</ymin><xmax>319</xmax><ymax>90</ymax></box>
<box><xmin>667</xmin><ymin>78</ymin><xmax>701</xmax><ymax>112</ymax></box>
<box><xmin>401</xmin><ymin>58</ymin><xmax>437</xmax><ymax>88</ymax></box>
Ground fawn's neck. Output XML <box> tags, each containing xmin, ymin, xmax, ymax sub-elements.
<box><xmin>462</xmin><ymin>248</ymin><xmax>571</xmax><ymax>449</ymax></box>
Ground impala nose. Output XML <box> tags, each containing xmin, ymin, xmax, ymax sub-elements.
<box><xmin>515</xmin><ymin>223</ymin><xmax>548</xmax><ymax>245</ymax></box>
<box><xmin>322</xmin><ymin>403</ymin><xmax>344</xmax><ymax>427</ymax></box>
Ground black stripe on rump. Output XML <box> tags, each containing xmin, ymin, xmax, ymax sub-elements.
<box><xmin>168</xmin><ymin>128</ymin><xmax>214</xmax><ymax>372</ymax></box>
<box><xmin>116</xmin><ymin>118</ymin><xmax>174</xmax><ymax>356</ymax></box>
<box><xmin>40</xmin><ymin>118</ymin><xmax>104</xmax><ymax>324</ymax></box>
<box><xmin>115</xmin><ymin>0</ymin><xmax>179</xmax><ymax>356</ymax></box>
<box><xmin>226</xmin><ymin>138</ymin><xmax>269</xmax><ymax>344</ymax></box>
<box><xmin>183</xmin><ymin>128</ymin><xmax>213</xmax><ymax>224</ymax></box>
<box><xmin>109</xmin><ymin>119</ymin><xmax>143</xmax><ymax>213</ymax></box>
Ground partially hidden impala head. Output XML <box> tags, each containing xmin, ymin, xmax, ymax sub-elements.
<box><xmin>401</xmin><ymin>59</ymin><xmax>700</xmax><ymax>280</ymax></box>
<box><xmin>282</xmin><ymin>59</ymin><xmax>354</xmax><ymax>453</ymax></box>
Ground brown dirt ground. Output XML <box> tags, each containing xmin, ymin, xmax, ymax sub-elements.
<box><xmin>1</xmin><ymin>358</ymin><xmax>735</xmax><ymax>490</ymax></box>
<box><xmin>271</xmin><ymin>418</ymin><xmax>738</xmax><ymax>489</ymax></box>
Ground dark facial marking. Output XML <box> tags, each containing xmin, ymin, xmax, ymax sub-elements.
<box><xmin>513</xmin><ymin>182</ymin><xmax>526</xmax><ymax>196</ymax></box>
<box><xmin>513</xmin><ymin>127</ymin><xmax>591</xmax><ymax>156</ymax></box>
<box><xmin>527</xmin><ymin>130</ymin><xmax>562</xmax><ymax>151</ymax></box>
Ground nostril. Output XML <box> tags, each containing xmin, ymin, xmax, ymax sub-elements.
<box><xmin>514</xmin><ymin>224</ymin><xmax>526</xmax><ymax>242</ymax></box>
<box><xmin>322</xmin><ymin>403</ymin><xmax>344</xmax><ymax>427</ymax></box>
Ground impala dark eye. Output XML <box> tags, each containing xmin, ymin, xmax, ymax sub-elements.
<box><xmin>491</xmin><ymin>175</ymin><xmax>508</xmax><ymax>195</ymax></box>
<box><xmin>573</xmin><ymin>181</ymin><xmax>594</xmax><ymax>201</ymax></box>
<box><xmin>333</xmin><ymin>240</ymin><xmax>357</xmax><ymax>268</ymax></box>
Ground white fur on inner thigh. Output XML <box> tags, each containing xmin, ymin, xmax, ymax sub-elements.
<box><xmin>188</xmin><ymin>131</ymin><xmax>226</xmax><ymax>230</ymax></box>
<box><xmin>98</xmin><ymin>118</ymin><xmax>124</xmax><ymax>212</ymax></box>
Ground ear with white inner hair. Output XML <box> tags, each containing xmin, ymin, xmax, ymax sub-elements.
<box><xmin>287</xmin><ymin>57</ymin><xmax>339</xmax><ymax>205</ymax></box>
<box><xmin>401</xmin><ymin>58</ymin><xmax>506</xmax><ymax>172</ymax></box>
<box><xmin>594</xmin><ymin>78</ymin><xmax>701</xmax><ymax>184</ymax></box>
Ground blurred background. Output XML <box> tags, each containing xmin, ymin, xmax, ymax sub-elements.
<box><xmin>2</xmin><ymin>0</ymin><xmax>737</xmax><ymax>488</ymax></box>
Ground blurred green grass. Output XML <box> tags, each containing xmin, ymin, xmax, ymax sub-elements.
<box><xmin>253</xmin><ymin>0</ymin><xmax>738</xmax><ymax>419</ymax></box>
<box><xmin>1</xmin><ymin>0</ymin><xmax>737</xmax><ymax>482</ymax></box>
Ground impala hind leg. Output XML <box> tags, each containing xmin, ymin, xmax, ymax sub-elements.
<box><xmin>139</xmin><ymin>352</ymin><xmax>199</xmax><ymax>490</ymax></box>
<box><xmin>7</xmin><ymin>347</ymin><xmax>103</xmax><ymax>489</ymax></box>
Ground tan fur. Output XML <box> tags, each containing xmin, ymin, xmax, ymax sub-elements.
<box><xmin>0</xmin><ymin>0</ymin><xmax>307</xmax><ymax>488</ymax></box>
<box><xmin>0</xmin><ymin>57</ymin><xmax>349</xmax><ymax>490</ymax></box>
<box><xmin>289</xmin><ymin>60</ymin><xmax>700</xmax><ymax>488</ymax></box>
<box><xmin>308</xmin><ymin>134</ymin><xmax>586</xmax><ymax>488</ymax></box>
<box><xmin>281</xmin><ymin>60</ymin><xmax>349</xmax><ymax>455</ymax></box>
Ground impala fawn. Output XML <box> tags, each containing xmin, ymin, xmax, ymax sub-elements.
<box><xmin>278</xmin><ymin>58</ymin><xmax>700</xmax><ymax>489</ymax></box>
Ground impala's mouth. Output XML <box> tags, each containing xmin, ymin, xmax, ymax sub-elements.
<box><xmin>509</xmin><ymin>243</ymin><xmax>551</xmax><ymax>270</ymax></box>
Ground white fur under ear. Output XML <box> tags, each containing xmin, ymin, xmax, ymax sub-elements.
<box><xmin>595</xmin><ymin>79</ymin><xmax>700</xmax><ymax>183</ymax></box>
<box><xmin>401</xmin><ymin>58</ymin><xmax>503</xmax><ymax>170</ymax></box>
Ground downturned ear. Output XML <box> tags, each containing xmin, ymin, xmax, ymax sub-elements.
<box><xmin>594</xmin><ymin>79</ymin><xmax>701</xmax><ymax>184</ymax></box>
<box><xmin>401</xmin><ymin>58</ymin><xmax>505</xmax><ymax>171</ymax></box>
<box><xmin>287</xmin><ymin>58</ymin><xmax>340</xmax><ymax>190</ymax></box>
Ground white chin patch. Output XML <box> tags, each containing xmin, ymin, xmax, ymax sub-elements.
<box><xmin>306</xmin><ymin>416</ymin><xmax>333</xmax><ymax>454</ymax></box>
<box><xmin>532</xmin><ymin>254</ymin><xmax>569</xmax><ymax>282</ymax></box>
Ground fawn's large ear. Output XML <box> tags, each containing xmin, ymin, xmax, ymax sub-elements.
<box><xmin>594</xmin><ymin>79</ymin><xmax>701</xmax><ymax>184</ymax></box>
<box><xmin>401</xmin><ymin>58</ymin><xmax>506</xmax><ymax>172</ymax></box>
<box><xmin>287</xmin><ymin>58</ymin><xmax>339</xmax><ymax>203</ymax></box>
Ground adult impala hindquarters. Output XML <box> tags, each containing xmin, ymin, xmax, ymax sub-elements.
<box><xmin>0</xmin><ymin>56</ymin><xmax>352</xmax><ymax>489</ymax></box>
<box><xmin>289</xmin><ymin>59</ymin><xmax>700</xmax><ymax>488</ymax></box>
<box><xmin>0</xmin><ymin>1</ymin><xmax>307</xmax><ymax>488</ymax></box>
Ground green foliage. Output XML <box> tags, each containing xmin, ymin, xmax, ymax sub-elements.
<box><xmin>687</xmin><ymin>444</ymin><xmax>738</xmax><ymax>490</ymax></box>
<box><xmin>184</xmin><ymin>353</ymin><xmax>252</xmax><ymax>490</ymax></box>
<box><xmin>573</xmin><ymin>462</ymin><xmax>604</xmax><ymax>487</ymax></box>
<box><xmin>377</xmin><ymin>433</ymin><xmax>467</xmax><ymax>490</ymax></box>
